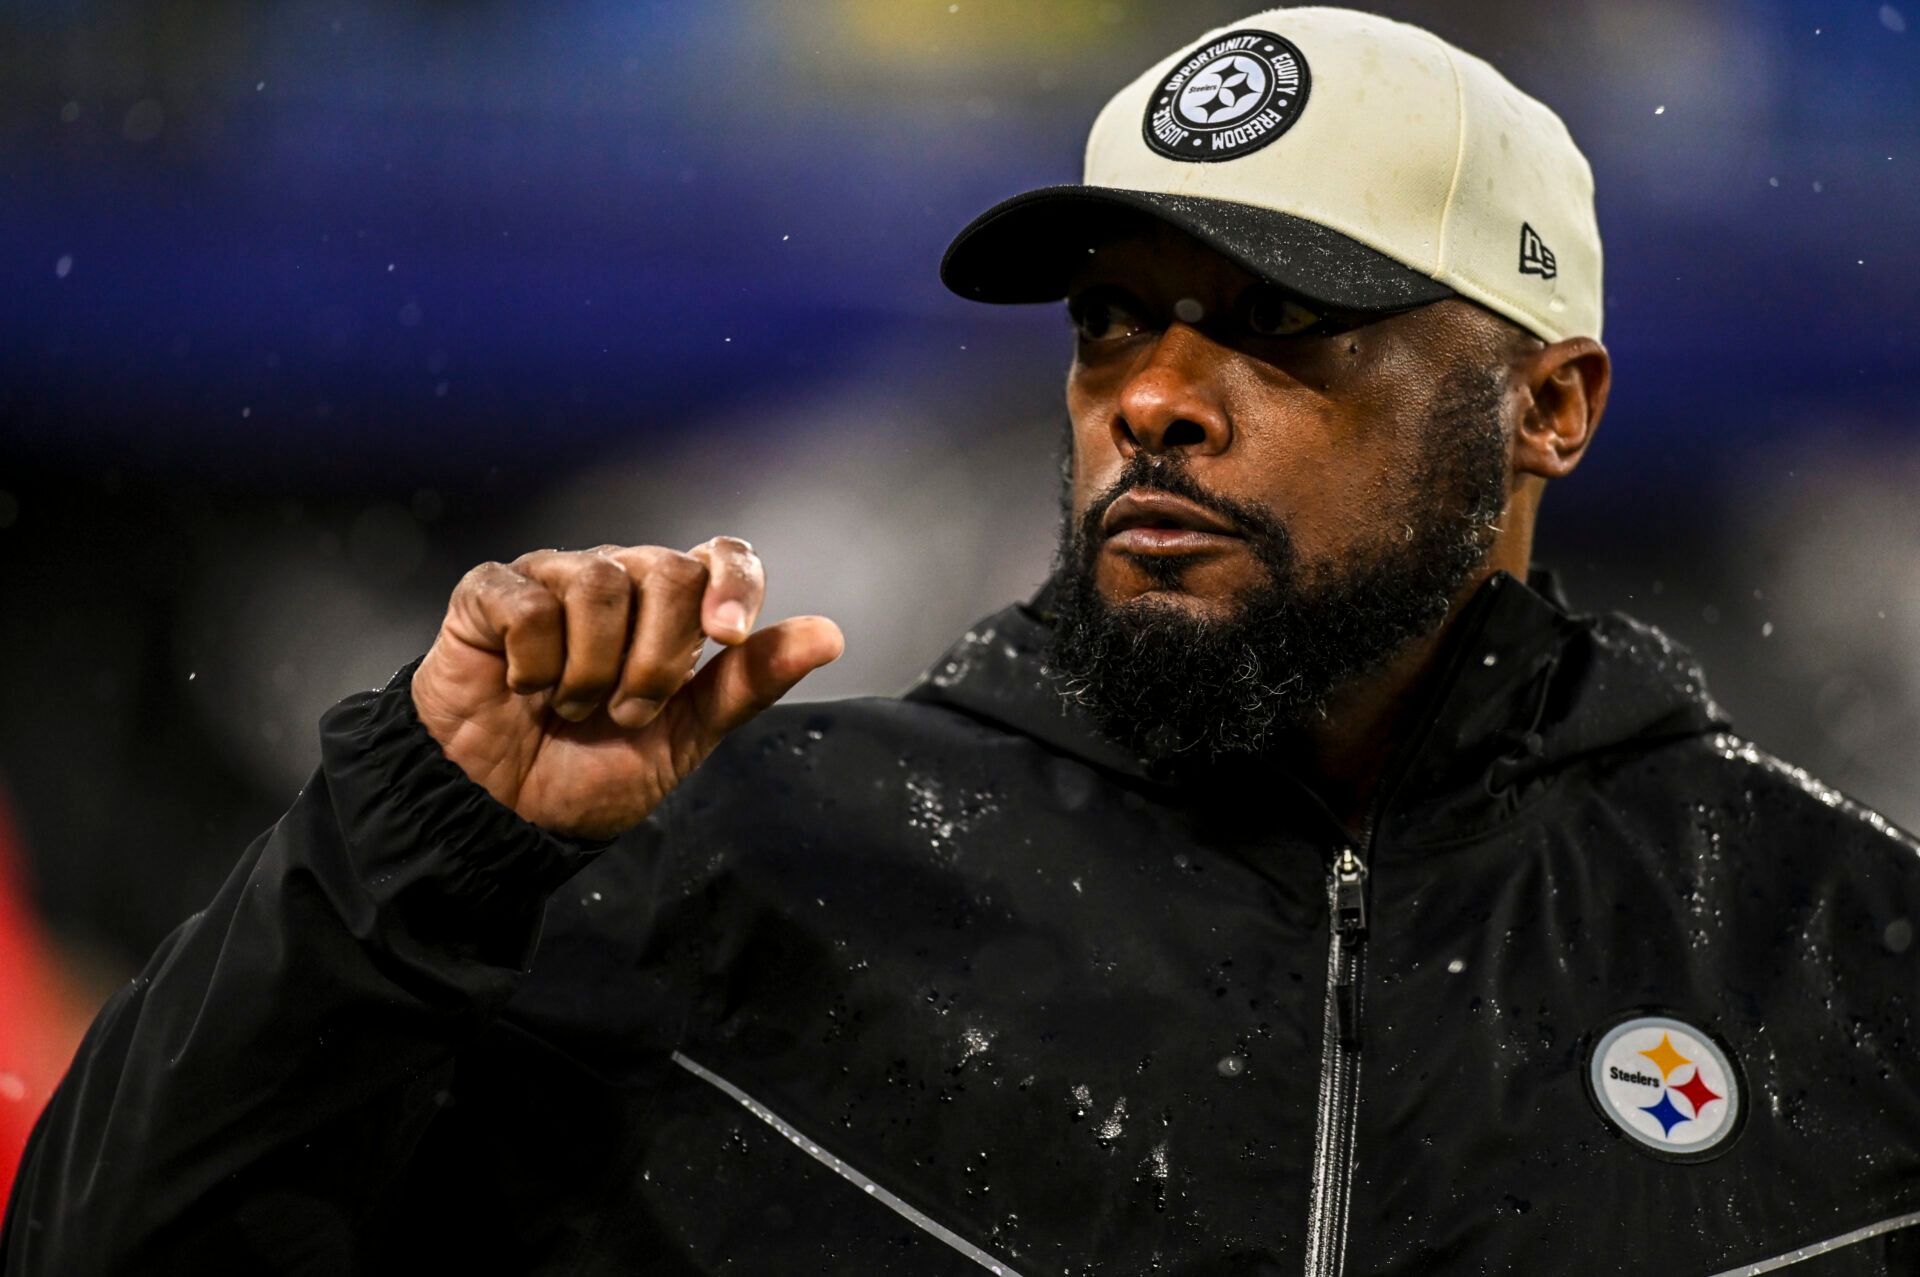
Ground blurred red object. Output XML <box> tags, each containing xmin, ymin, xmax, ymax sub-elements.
<box><xmin>0</xmin><ymin>786</ymin><xmax>96</xmax><ymax>1208</ymax></box>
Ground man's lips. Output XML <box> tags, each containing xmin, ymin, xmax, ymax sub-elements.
<box><xmin>1101</xmin><ymin>490</ymin><xmax>1242</xmax><ymax>553</ymax></box>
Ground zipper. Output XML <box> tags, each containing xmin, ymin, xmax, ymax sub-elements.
<box><xmin>1297</xmin><ymin>577</ymin><xmax>1513</xmax><ymax>1275</ymax></box>
<box><xmin>1304</xmin><ymin>845</ymin><xmax>1369</xmax><ymax>1277</ymax></box>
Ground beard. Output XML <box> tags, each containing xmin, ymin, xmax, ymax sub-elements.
<box><xmin>1042</xmin><ymin>363</ymin><xmax>1511</xmax><ymax>773</ymax></box>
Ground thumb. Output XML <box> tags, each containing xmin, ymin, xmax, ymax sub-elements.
<box><xmin>664</xmin><ymin>615</ymin><xmax>845</xmax><ymax>756</ymax></box>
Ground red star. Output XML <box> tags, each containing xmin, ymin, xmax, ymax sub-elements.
<box><xmin>1672</xmin><ymin>1067</ymin><xmax>1721</xmax><ymax>1118</ymax></box>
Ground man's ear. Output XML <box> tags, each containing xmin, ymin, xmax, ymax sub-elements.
<box><xmin>1512</xmin><ymin>337</ymin><xmax>1609</xmax><ymax>481</ymax></box>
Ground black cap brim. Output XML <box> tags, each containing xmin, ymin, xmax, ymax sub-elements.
<box><xmin>940</xmin><ymin>185</ymin><xmax>1455</xmax><ymax>314</ymax></box>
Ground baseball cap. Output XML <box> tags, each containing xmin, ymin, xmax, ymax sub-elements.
<box><xmin>941</xmin><ymin>7</ymin><xmax>1602</xmax><ymax>344</ymax></box>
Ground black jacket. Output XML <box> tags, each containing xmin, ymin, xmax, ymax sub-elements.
<box><xmin>6</xmin><ymin>570</ymin><xmax>1920</xmax><ymax>1275</ymax></box>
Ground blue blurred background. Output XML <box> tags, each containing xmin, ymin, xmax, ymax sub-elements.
<box><xmin>2</xmin><ymin>0</ymin><xmax>1918</xmax><ymax>978</ymax></box>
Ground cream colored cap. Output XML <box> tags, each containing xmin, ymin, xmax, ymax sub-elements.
<box><xmin>943</xmin><ymin>6</ymin><xmax>1602</xmax><ymax>343</ymax></box>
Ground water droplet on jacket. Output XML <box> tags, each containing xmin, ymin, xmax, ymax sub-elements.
<box><xmin>1886</xmin><ymin>918</ymin><xmax>1914</xmax><ymax>953</ymax></box>
<box><xmin>959</xmin><ymin>1025</ymin><xmax>994</xmax><ymax>1066</ymax></box>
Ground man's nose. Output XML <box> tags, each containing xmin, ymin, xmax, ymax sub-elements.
<box><xmin>1111</xmin><ymin>324</ymin><xmax>1233</xmax><ymax>458</ymax></box>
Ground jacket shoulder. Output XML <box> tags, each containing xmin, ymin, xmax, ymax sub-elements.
<box><xmin>1675</xmin><ymin>730</ymin><xmax>1920</xmax><ymax>879</ymax></box>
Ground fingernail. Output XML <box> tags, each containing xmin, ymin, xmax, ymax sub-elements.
<box><xmin>713</xmin><ymin>601</ymin><xmax>747</xmax><ymax>636</ymax></box>
<box><xmin>610</xmin><ymin>696</ymin><xmax>659</xmax><ymax>727</ymax></box>
<box><xmin>552</xmin><ymin>697</ymin><xmax>595</xmax><ymax>722</ymax></box>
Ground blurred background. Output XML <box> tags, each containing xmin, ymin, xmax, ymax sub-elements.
<box><xmin>0</xmin><ymin>0</ymin><xmax>1916</xmax><ymax>1141</ymax></box>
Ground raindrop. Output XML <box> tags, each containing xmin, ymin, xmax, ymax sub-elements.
<box><xmin>959</xmin><ymin>1025</ymin><xmax>994</xmax><ymax>1066</ymax></box>
<box><xmin>1173</xmin><ymin>298</ymin><xmax>1205</xmax><ymax>323</ymax></box>
<box><xmin>122</xmin><ymin>98</ymin><xmax>165</xmax><ymax>143</ymax></box>
<box><xmin>1886</xmin><ymin>918</ymin><xmax>1914</xmax><ymax>954</ymax></box>
<box><xmin>1760</xmin><ymin>621</ymin><xmax>1774</xmax><ymax>637</ymax></box>
<box><xmin>1653</xmin><ymin>105</ymin><xmax>1665</xmax><ymax>115</ymax></box>
<box><xmin>59</xmin><ymin>101</ymin><xmax>79</xmax><ymax>123</ymax></box>
<box><xmin>54</xmin><ymin>255</ymin><xmax>73</xmax><ymax>279</ymax></box>
<box><xmin>1481</xmin><ymin>652</ymin><xmax>1498</xmax><ymax>667</ymax></box>
<box><xmin>1882</xmin><ymin>4</ymin><xmax>1907</xmax><ymax>33</ymax></box>
<box><xmin>1447</xmin><ymin>957</ymin><xmax>1466</xmax><ymax>974</ymax></box>
<box><xmin>1216</xmin><ymin>1054</ymin><xmax>1246</xmax><ymax>1078</ymax></box>
<box><xmin>0</xmin><ymin>1074</ymin><xmax>24</xmax><ymax>1103</ymax></box>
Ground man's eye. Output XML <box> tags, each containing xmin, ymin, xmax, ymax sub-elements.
<box><xmin>1067</xmin><ymin>294</ymin><xmax>1149</xmax><ymax>342</ymax></box>
<box><xmin>1245</xmin><ymin>288</ymin><xmax>1327</xmax><ymax>337</ymax></box>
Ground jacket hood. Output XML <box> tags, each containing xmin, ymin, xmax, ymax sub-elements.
<box><xmin>904</xmin><ymin>569</ymin><xmax>1730</xmax><ymax>843</ymax></box>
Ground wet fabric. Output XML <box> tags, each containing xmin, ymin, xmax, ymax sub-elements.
<box><xmin>5</xmin><ymin>570</ymin><xmax>1919</xmax><ymax>1274</ymax></box>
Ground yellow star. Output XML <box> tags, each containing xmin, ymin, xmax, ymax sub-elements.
<box><xmin>1639</xmin><ymin>1032</ymin><xmax>1692</xmax><ymax>1080</ymax></box>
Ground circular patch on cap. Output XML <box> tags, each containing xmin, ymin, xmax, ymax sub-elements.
<box><xmin>1586</xmin><ymin>1013</ymin><xmax>1745</xmax><ymax>1161</ymax></box>
<box><xmin>1142</xmin><ymin>30</ymin><xmax>1311</xmax><ymax>163</ymax></box>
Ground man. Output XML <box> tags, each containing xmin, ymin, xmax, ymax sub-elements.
<box><xmin>6</xmin><ymin>7</ymin><xmax>1918</xmax><ymax>1274</ymax></box>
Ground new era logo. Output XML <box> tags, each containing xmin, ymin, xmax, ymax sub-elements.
<box><xmin>1519</xmin><ymin>222</ymin><xmax>1557</xmax><ymax>279</ymax></box>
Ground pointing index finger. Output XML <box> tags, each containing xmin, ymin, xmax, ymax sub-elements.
<box><xmin>687</xmin><ymin>536</ymin><xmax>765</xmax><ymax>645</ymax></box>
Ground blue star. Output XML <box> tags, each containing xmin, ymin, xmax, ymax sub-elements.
<box><xmin>1639</xmin><ymin>1091</ymin><xmax>1692</xmax><ymax>1138</ymax></box>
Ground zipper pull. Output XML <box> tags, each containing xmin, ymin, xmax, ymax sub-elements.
<box><xmin>1333</xmin><ymin>847</ymin><xmax>1368</xmax><ymax>939</ymax></box>
<box><xmin>1332</xmin><ymin>847</ymin><xmax>1369</xmax><ymax>1052</ymax></box>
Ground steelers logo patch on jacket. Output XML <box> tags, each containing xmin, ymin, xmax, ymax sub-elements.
<box><xmin>1586</xmin><ymin>1013</ymin><xmax>1745</xmax><ymax>1161</ymax></box>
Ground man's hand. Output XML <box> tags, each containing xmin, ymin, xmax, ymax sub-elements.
<box><xmin>410</xmin><ymin>539</ymin><xmax>844</xmax><ymax>839</ymax></box>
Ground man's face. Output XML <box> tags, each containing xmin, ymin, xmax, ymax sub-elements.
<box><xmin>1045</xmin><ymin>220</ymin><xmax>1521</xmax><ymax>766</ymax></box>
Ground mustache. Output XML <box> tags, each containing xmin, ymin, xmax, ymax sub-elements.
<box><xmin>1077</xmin><ymin>454</ymin><xmax>1291</xmax><ymax>553</ymax></box>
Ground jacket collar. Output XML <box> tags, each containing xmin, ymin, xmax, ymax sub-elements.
<box><xmin>905</xmin><ymin>569</ymin><xmax>1728</xmax><ymax>846</ymax></box>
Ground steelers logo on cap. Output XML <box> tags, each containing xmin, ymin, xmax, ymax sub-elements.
<box><xmin>1586</xmin><ymin>1013</ymin><xmax>1745</xmax><ymax>1162</ymax></box>
<box><xmin>1143</xmin><ymin>29</ymin><xmax>1311</xmax><ymax>163</ymax></box>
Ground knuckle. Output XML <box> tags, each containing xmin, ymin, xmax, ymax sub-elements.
<box><xmin>458</xmin><ymin>560</ymin><xmax>509</xmax><ymax>593</ymax></box>
<box><xmin>569</xmin><ymin>555</ymin><xmax>632</xmax><ymax>606</ymax></box>
<box><xmin>702</xmin><ymin>534</ymin><xmax>756</xmax><ymax>557</ymax></box>
<box><xmin>652</xmin><ymin>550</ymin><xmax>710</xmax><ymax>592</ymax></box>
<box><xmin>501</xmin><ymin>587</ymin><xmax>560</xmax><ymax>629</ymax></box>
<box><xmin>451</xmin><ymin>560</ymin><xmax>495</xmax><ymax>599</ymax></box>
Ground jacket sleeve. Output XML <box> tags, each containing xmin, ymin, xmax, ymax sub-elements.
<box><xmin>0</xmin><ymin>659</ymin><xmax>607</xmax><ymax>1273</ymax></box>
